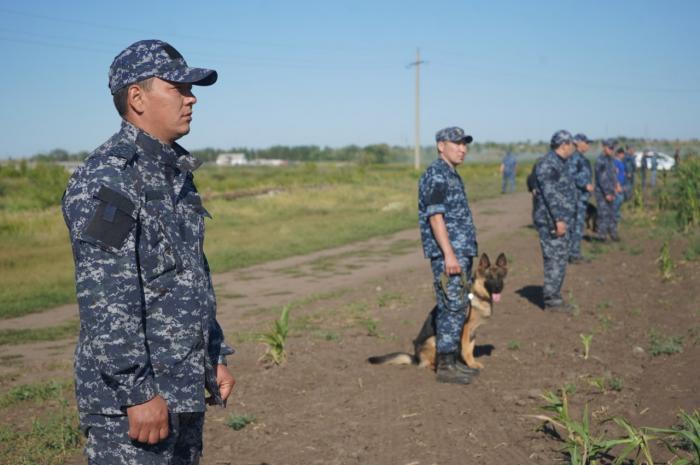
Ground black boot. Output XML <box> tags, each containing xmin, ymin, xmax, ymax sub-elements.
<box><xmin>436</xmin><ymin>353</ymin><xmax>475</xmax><ymax>385</ymax></box>
<box><xmin>455</xmin><ymin>355</ymin><xmax>480</xmax><ymax>376</ymax></box>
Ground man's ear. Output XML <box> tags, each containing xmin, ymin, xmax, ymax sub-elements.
<box><xmin>127</xmin><ymin>84</ymin><xmax>146</xmax><ymax>115</ymax></box>
<box><xmin>437</xmin><ymin>141</ymin><xmax>445</xmax><ymax>154</ymax></box>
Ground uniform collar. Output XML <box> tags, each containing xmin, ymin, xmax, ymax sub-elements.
<box><xmin>119</xmin><ymin>120</ymin><xmax>202</xmax><ymax>172</ymax></box>
<box><xmin>436</xmin><ymin>157</ymin><xmax>458</xmax><ymax>173</ymax></box>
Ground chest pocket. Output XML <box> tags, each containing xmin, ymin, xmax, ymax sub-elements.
<box><xmin>139</xmin><ymin>190</ymin><xmax>183</xmax><ymax>282</ymax></box>
<box><xmin>178</xmin><ymin>191</ymin><xmax>210</xmax><ymax>259</ymax></box>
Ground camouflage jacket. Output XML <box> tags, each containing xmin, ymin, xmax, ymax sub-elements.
<box><xmin>594</xmin><ymin>153</ymin><xmax>617</xmax><ymax>197</ymax></box>
<box><xmin>532</xmin><ymin>150</ymin><xmax>576</xmax><ymax>231</ymax></box>
<box><xmin>568</xmin><ymin>151</ymin><xmax>592</xmax><ymax>201</ymax></box>
<box><xmin>418</xmin><ymin>157</ymin><xmax>478</xmax><ymax>259</ymax></box>
<box><xmin>62</xmin><ymin>120</ymin><xmax>233</xmax><ymax>416</ymax></box>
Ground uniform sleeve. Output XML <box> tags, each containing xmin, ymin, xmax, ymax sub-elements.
<box><xmin>536</xmin><ymin>161</ymin><xmax>568</xmax><ymax>222</ymax></box>
<box><xmin>63</xmin><ymin>168</ymin><xmax>156</xmax><ymax>408</ymax></box>
<box><xmin>423</xmin><ymin>173</ymin><xmax>448</xmax><ymax>217</ymax></box>
<box><xmin>572</xmin><ymin>157</ymin><xmax>591</xmax><ymax>191</ymax></box>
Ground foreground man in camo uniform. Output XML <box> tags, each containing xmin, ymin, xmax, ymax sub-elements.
<box><xmin>418</xmin><ymin>127</ymin><xmax>480</xmax><ymax>384</ymax></box>
<box><xmin>62</xmin><ymin>39</ymin><xmax>235</xmax><ymax>464</ymax></box>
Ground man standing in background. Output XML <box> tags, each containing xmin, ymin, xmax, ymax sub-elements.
<box><xmin>532</xmin><ymin>130</ymin><xmax>577</xmax><ymax>312</ymax></box>
<box><xmin>623</xmin><ymin>145</ymin><xmax>636</xmax><ymax>198</ymax></box>
<box><xmin>613</xmin><ymin>147</ymin><xmax>627</xmax><ymax>224</ymax></box>
<box><xmin>568</xmin><ymin>134</ymin><xmax>594</xmax><ymax>264</ymax></box>
<box><xmin>500</xmin><ymin>150</ymin><xmax>518</xmax><ymax>194</ymax></box>
<box><xmin>595</xmin><ymin>139</ymin><xmax>620</xmax><ymax>242</ymax></box>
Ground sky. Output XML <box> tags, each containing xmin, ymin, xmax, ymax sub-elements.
<box><xmin>1</xmin><ymin>0</ymin><xmax>699</xmax><ymax>158</ymax></box>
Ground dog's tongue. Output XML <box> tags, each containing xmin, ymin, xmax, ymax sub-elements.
<box><xmin>492</xmin><ymin>293</ymin><xmax>502</xmax><ymax>303</ymax></box>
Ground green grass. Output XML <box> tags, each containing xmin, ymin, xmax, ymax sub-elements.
<box><xmin>0</xmin><ymin>379</ymin><xmax>81</xmax><ymax>465</ymax></box>
<box><xmin>0</xmin><ymin>162</ymin><xmax>502</xmax><ymax>319</ymax></box>
<box><xmin>0</xmin><ymin>380</ymin><xmax>72</xmax><ymax>409</ymax></box>
<box><xmin>0</xmin><ymin>320</ymin><xmax>79</xmax><ymax>346</ymax></box>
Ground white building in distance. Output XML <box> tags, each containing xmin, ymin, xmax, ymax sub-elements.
<box><xmin>216</xmin><ymin>153</ymin><xmax>247</xmax><ymax>166</ymax></box>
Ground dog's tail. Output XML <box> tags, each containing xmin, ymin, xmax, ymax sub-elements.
<box><xmin>367</xmin><ymin>352</ymin><xmax>417</xmax><ymax>365</ymax></box>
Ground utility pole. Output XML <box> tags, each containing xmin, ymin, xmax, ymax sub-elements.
<box><xmin>407</xmin><ymin>48</ymin><xmax>424</xmax><ymax>170</ymax></box>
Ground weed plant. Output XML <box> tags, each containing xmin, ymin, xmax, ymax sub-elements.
<box><xmin>580</xmin><ymin>334</ymin><xmax>593</xmax><ymax>360</ymax></box>
<box><xmin>225</xmin><ymin>414</ymin><xmax>256</xmax><ymax>431</ymax></box>
<box><xmin>649</xmin><ymin>328</ymin><xmax>684</xmax><ymax>356</ymax></box>
<box><xmin>257</xmin><ymin>305</ymin><xmax>290</xmax><ymax>365</ymax></box>
<box><xmin>658</xmin><ymin>241</ymin><xmax>674</xmax><ymax>281</ymax></box>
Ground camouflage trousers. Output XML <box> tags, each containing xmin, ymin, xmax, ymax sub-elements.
<box><xmin>430</xmin><ymin>256</ymin><xmax>473</xmax><ymax>354</ymax></box>
<box><xmin>595</xmin><ymin>193</ymin><xmax>617</xmax><ymax>238</ymax></box>
<box><xmin>569</xmin><ymin>196</ymin><xmax>589</xmax><ymax>258</ymax></box>
<box><xmin>537</xmin><ymin>228</ymin><xmax>570</xmax><ymax>304</ymax></box>
<box><xmin>82</xmin><ymin>411</ymin><xmax>204</xmax><ymax>465</ymax></box>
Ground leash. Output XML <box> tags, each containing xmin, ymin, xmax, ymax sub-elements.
<box><xmin>439</xmin><ymin>271</ymin><xmax>473</xmax><ymax>302</ymax></box>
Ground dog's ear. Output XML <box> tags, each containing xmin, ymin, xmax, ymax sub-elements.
<box><xmin>478</xmin><ymin>253</ymin><xmax>491</xmax><ymax>272</ymax></box>
<box><xmin>496</xmin><ymin>253</ymin><xmax>508</xmax><ymax>275</ymax></box>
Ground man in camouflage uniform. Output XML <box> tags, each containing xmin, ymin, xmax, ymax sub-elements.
<box><xmin>594</xmin><ymin>139</ymin><xmax>620</xmax><ymax>242</ymax></box>
<box><xmin>418</xmin><ymin>126</ymin><xmax>479</xmax><ymax>384</ymax></box>
<box><xmin>567</xmin><ymin>134</ymin><xmax>594</xmax><ymax>264</ymax></box>
<box><xmin>62</xmin><ymin>39</ymin><xmax>235</xmax><ymax>464</ymax></box>
<box><xmin>532</xmin><ymin>130</ymin><xmax>577</xmax><ymax>312</ymax></box>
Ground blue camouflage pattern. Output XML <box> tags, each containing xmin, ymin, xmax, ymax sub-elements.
<box><xmin>551</xmin><ymin>129</ymin><xmax>575</xmax><ymax>147</ymax></box>
<box><xmin>62</xmin><ymin>120</ymin><xmax>234</xmax><ymax>421</ymax></box>
<box><xmin>109</xmin><ymin>40</ymin><xmax>217</xmax><ymax>94</ymax></box>
<box><xmin>532</xmin><ymin>150</ymin><xmax>576</xmax><ymax>303</ymax></box>
<box><xmin>594</xmin><ymin>152</ymin><xmax>618</xmax><ymax>238</ymax></box>
<box><xmin>83</xmin><ymin>411</ymin><xmax>204</xmax><ymax>464</ymax></box>
<box><xmin>418</xmin><ymin>158</ymin><xmax>478</xmax><ymax>259</ymax></box>
<box><xmin>431</xmin><ymin>256</ymin><xmax>473</xmax><ymax>354</ymax></box>
<box><xmin>568</xmin><ymin>150</ymin><xmax>593</xmax><ymax>258</ymax></box>
<box><xmin>435</xmin><ymin>126</ymin><xmax>473</xmax><ymax>143</ymax></box>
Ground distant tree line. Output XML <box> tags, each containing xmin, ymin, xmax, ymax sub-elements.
<box><xmin>22</xmin><ymin>138</ymin><xmax>700</xmax><ymax>164</ymax></box>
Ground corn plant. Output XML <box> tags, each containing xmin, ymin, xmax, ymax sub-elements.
<box><xmin>658</xmin><ymin>241</ymin><xmax>674</xmax><ymax>281</ymax></box>
<box><xmin>531</xmin><ymin>389</ymin><xmax>610</xmax><ymax>465</ymax></box>
<box><xmin>672</xmin><ymin>158</ymin><xmax>700</xmax><ymax>231</ymax></box>
<box><xmin>580</xmin><ymin>334</ymin><xmax>593</xmax><ymax>360</ymax></box>
<box><xmin>646</xmin><ymin>410</ymin><xmax>700</xmax><ymax>465</ymax></box>
<box><xmin>257</xmin><ymin>305</ymin><xmax>290</xmax><ymax>365</ymax></box>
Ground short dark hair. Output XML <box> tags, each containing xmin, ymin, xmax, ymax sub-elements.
<box><xmin>112</xmin><ymin>77</ymin><xmax>154</xmax><ymax>117</ymax></box>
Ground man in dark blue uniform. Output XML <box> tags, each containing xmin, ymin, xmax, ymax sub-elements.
<box><xmin>532</xmin><ymin>130</ymin><xmax>577</xmax><ymax>312</ymax></box>
<box><xmin>594</xmin><ymin>139</ymin><xmax>620</xmax><ymax>242</ymax></box>
<box><xmin>62</xmin><ymin>40</ymin><xmax>235</xmax><ymax>464</ymax></box>
<box><xmin>568</xmin><ymin>134</ymin><xmax>594</xmax><ymax>264</ymax></box>
<box><xmin>418</xmin><ymin>126</ymin><xmax>478</xmax><ymax>384</ymax></box>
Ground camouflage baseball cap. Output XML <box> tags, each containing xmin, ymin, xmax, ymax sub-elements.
<box><xmin>573</xmin><ymin>133</ymin><xmax>593</xmax><ymax>144</ymax></box>
<box><xmin>602</xmin><ymin>138</ymin><xmax>618</xmax><ymax>149</ymax></box>
<box><xmin>550</xmin><ymin>129</ymin><xmax>574</xmax><ymax>146</ymax></box>
<box><xmin>109</xmin><ymin>39</ymin><xmax>217</xmax><ymax>94</ymax></box>
<box><xmin>435</xmin><ymin>127</ymin><xmax>473</xmax><ymax>144</ymax></box>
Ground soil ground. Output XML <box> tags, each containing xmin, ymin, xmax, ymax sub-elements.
<box><xmin>2</xmin><ymin>192</ymin><xmax>699</xmax><ymax>465</ymax></box>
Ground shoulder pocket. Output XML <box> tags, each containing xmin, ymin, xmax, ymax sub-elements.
<box><xmin>82</xmin><ymin>185</ymin><xmax>136</xmax><ymax>252</ymax></box>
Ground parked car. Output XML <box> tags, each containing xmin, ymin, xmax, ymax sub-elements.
<box><xmin>634</xmin><ymin>151</ymin><xmax>675</xmax><ymax>170</ymax></box>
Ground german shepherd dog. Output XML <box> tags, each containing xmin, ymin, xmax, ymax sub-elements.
<box><xmin>368</xmin><ymin>253</ymin><xmax>508</xmax><ymax>370</ymax></box>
